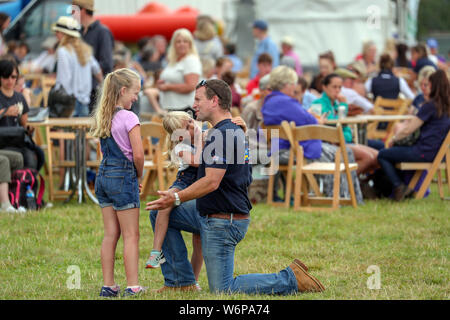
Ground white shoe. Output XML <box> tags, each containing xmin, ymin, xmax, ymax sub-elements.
<box><xmin>0</xmin><ymin>205</ymin><xmax>18</xmax><ymax>213</ymax></box>
<box><xmin>17</xmin><ymin>206</ymin><xmax>27</xmax><ymax>213</ymax></box>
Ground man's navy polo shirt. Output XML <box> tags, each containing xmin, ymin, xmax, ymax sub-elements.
<box><xmin>196</xmin><ymin>119</ymin><xmax>252</xmax><ymax>216</ymax></box>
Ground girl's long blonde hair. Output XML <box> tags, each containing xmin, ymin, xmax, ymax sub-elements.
<box><xmin>59</xmin><ymin>34</ymin><xmax>92</xmax><ymax>66</ymax></box>
<box><xmin>90</xmin><ymin>68</ymin><xmax>141</xmax><ymax>138</ymax></box>
<box><xmin>162</xmin><ymin>111</ymin><xmax>193</xmax><ymax>165</ymax></box>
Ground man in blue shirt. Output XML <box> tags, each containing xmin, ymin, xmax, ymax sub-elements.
<box><xmin>147</xmin><ymin>79</ymin><xmax>325</xmax><ymax>295</ymax></box>
<box><xmin>250</xmin><ymin>20</ymin><xmax>279</xmax><ymax>79</ymax></box>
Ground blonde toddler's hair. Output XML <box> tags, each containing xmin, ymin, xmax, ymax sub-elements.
<box><xmin>162</xmin><ymin>111</ymin><xmax>194</xmax><ymax>165</ymax></box>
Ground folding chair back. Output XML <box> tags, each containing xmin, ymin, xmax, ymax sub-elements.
<box><xmin>288</xmin><ymin>122</ymin><xmax>358</xmax><ymax>211</ymax></box>
<box><xmin>260</xmin><ymin>122</ymin><xmax>294</xmax><ymax>207</ymax></box>
<box><xmin>140</xmin><ymin>121</ymin><xmax>175</xmax><ymax>199</ymax></box>
<box><xmin>367</xmin><ymin>97</ymin><xmax>411</xmax><ymax>142</ymax></box>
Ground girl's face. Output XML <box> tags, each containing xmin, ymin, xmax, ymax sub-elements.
<box><xmin>174</xmin><ymin>34</ymin><xmax>191</xmax><ymax>59</ymax></box>
<box><xmin>420</xmin><ymin>78</ymin><xmax>431</xmax><ymax>99</ymax></box>
<box><xmin>185</xmin><ymin>118</ymin><xmax>197</xmax><ymax>143</ymax></box>
<box><xmin>55</xmin><ymin>31</ymin><xmax>64</xmax><ymax>41</ymax></box>
<box><xmin>323</xmin><ymin>77</ymin><xmax>343</xmax><ymax>101</ymax></box>
<box><xmin>319</xmin><ymin>58</ymin><xmax>334</xmax><ymax>76</ymax></box>
<box><xmin>411</xmin><ymin>50</ymin><xmax>419</xmax><ymax>62</ymax></box>
<box><xmin>120</xmin><ymin>80</ymin><xmax>141</xmax><ymax>109</ymax></box>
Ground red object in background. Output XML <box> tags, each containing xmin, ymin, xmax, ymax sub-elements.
<box><xmin>96</xmin><ymin>2</ymin><xmax>199</xmax><ymax>43</ymax></box>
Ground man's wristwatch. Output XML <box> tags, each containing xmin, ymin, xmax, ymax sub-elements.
<box><xmin>174</xmin><ymin>192</ymin><xmax>181</xmax><ymax>206</ymax></box>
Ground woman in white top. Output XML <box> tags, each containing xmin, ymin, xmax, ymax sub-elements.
<box><xmin>144</xmin><ymin>28</ymin><xmax>201</xmax><ymax>115</ymax></box>
<box><xmin>53</xmin><ymin>16</ymin><xmax>103</xmax><ymax>117</ymax></box>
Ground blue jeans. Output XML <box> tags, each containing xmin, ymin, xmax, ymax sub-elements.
<box><xmin>149</xmin><ymin>200</ymin><xmax>298</xmax><ymax>295</ymax></box>
<box><xmin>378</xmin><ymin>146</ymin><xmax>426</xmax><ymax>188</ymax></box>
<box><xmin>73</xmin><ymin>100</ymin><xmax>89</xmax><ymax>117</ymax></box>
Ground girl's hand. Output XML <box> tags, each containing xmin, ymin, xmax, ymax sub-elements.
<box><xmin>231</xmin><ymin>116</ymin><xmax>247</xmax><ymax>133</ymax></box>
<box><xmin>193</xmin><ymin>123</ymin><xmax>202</xmax><ymax>143</ymax></box>
<box><xmin>139</xmin><ymin>184</ymin><xmax>143</xmax><ymax>193</ymax></box>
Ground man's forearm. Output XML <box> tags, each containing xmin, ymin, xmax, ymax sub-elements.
<box><xmin>178</xmin><ymin>176</ymin><xmax>219</xmax><ymax>203</ymax></box>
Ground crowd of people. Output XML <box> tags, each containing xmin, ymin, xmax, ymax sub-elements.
<box><xmin>0</xmin><ymin>0</ymin><xmax>449</xmax><ymax>297</ymax></box>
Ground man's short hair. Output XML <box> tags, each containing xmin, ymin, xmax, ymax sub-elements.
<box><xmin>257</xmin><ymin>53</ymin><xmax>272</xmax><ymax>65</ymax></box>
<box><xmin>197</xmin><ymin>79</ymin><xmax>232</xmax><ymax>111</ymax></box>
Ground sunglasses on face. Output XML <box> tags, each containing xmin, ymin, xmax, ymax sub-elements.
<box><xmin>2</xmin><ymin>74</ymin><xmax>18</xmax><ymax>80</ymax></box>
<box><xmin>197</xmin><ymin>80</ymin><xmax>222</xmax><ymax>100</ymax></box>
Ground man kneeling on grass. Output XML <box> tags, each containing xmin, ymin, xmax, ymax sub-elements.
<box><xmin>146</xmin><ymin>79</ymin><xmax>325</xmax><ymax>295</ymax></box>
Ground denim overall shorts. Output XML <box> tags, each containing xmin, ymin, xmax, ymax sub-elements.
<box><xmin>95</xmin><ymin>135</ymin><xmax>140</xmax><ymax>211</ymax></box>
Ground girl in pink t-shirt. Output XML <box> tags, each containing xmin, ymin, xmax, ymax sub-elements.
<box><xmin>90</xmin><ymin>68</ymin><xmax>145</xmax><ymax>297</ymax></box>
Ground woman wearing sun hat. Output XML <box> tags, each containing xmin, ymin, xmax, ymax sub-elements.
<box><xmin>52</xmin><ymin>16</ymin><xmax>103</xmax><ymax>117</ymax></box>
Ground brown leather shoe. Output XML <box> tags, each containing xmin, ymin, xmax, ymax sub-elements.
<box><xmin>289</xmin><ymin>259</ymin><xmax>325</xmax><ymax>293</ymax></box>
<box><xmin>154</xmin><ymin>284</ymin><xmax>199</xmax><ymax>293</ymax></box>
<box><xmin>393</xmin><ymin>184</ymin><xmax>414</xmax><ymax>201</ymax></box>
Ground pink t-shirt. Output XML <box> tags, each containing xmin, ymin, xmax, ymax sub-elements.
<box><xmin>111</xmin><ymin>109</ymin><xmax>140</xmax><ymax>162</ymax></box>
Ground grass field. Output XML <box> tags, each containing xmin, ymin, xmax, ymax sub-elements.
<box><xmin>0</xmin><ymin>186</ymin><xmax>448</xmax><ymax>300</ymax></box>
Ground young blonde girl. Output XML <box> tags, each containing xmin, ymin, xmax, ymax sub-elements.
<box><xmin>146</xmin><ymin>111</ymin><xmax>204</xmax><ymax>287</ymax></box>
<box><xmin>91</xmin><ymin>68</ymin><xmax>145</xmax><ymax>297</ymax></box>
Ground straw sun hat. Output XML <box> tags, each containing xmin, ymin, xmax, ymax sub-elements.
<box><xmin>52</xmin><ymin>16</ymin><xmax>81</xmax><ymax>38</ymax></box>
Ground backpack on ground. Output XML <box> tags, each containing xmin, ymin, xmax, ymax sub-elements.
<box><xmin>8</xmin><ymin>168</ymin><xmax>45</xmax><ymax>210</ymax></box>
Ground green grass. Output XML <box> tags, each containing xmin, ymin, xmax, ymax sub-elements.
<box><xmin>0</xmin><ymin>186</ymin><xmax>449</xmax><ymax>300</ymax></box>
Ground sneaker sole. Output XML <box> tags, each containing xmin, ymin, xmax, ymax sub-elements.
<box><xmin>293</xmin><ymin>259</ymin><xmax>325</xmax><ymax>292</ymax></box>
<box><xmin>145</xmin><ymin>257</ymin><xmax>166</xmax><ymax>269</ymax></box>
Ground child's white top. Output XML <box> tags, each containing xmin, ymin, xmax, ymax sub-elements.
<box><xmin>173</xmin><ymin>142</ymin><xmax>195</xmax><ymax>171</ymax></box>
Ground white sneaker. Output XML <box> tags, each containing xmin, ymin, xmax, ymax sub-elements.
<box><xmin>17</xmin><ymin>206</ymin><xmax>27</xmax><ymax>213</ymax></box>
<box><xmin>0</xmin><ymin>205</ymin><xmax>18</xmax><ymax>213</ymax></box>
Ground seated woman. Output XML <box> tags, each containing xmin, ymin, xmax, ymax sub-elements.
<box><xmin>312</xmin><ymin>73</ymin><xmax>379</xmax><ymax>174</ymax></box>
<box><xmin>377</xmin><ymin>69</ymin><xmax>450</xmax><ymax>201</ymax></box>
<box><xmin>365</xmin><ymin>53</ymin><xmax>415</xmax><ymax>101</ymax></box>
<box><xmin>0</xmin><ymin>59</ymin><xmax>44</xmax><ymax>171</ymax></box>
<box><xmin>262</xmin><ymin>66</ymin><xmax>363</xmax><ymax>203</ymax></box>
<box><xmin>0</xmin><ymin>150</ymin><xmax>25</xmax><ymax>213</ymax></box>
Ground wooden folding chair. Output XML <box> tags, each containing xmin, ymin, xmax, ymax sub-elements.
<box><xmin>140</xmin><ymin>121</ymin><xmax>175</xmax><ymax>200</ymax></box>
<box><xmin>367</xmin><ymin>97</ymin><xmax>411</xmax><ymax>144</ymax></box>
<box><xmin>396</xmin><ymin>130</ymin><xmax>450</xmax><ymax>200</ymax></box>
<box><xmin>260</xmin><ymin>122</ymin><xmax>294</xmax><ymax>208</ymax></box>
<box><xmin>285</xmin><ymin>121</ymin><xmax>359</xmax><ymax>211</ymax></box>
<box><xmin>46</xmin><ymin>127</ymin><xmax>77</xmax><ymax>201</ymax></box>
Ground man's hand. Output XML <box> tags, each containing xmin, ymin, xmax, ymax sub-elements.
<box><xmin>145</xmin><ymin>190</ymin><xmax>175</xmax><ymax>211</ymax></box>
